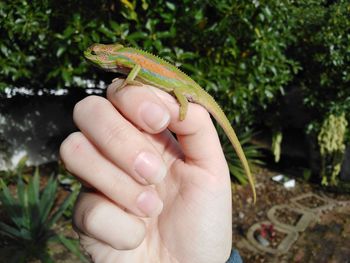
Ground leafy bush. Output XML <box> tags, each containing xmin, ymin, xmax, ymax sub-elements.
<box><xmin>1</xmin><ymin>0</ymin><xmax>299</xmax><ymax>182</ymax></box>
<box><xmin>1</xmin><ymin>0</ymin><xmax>349</xmax><ymax>183</ymax></box>
<box><xmin>0</xmin><ymin>0</ymin><xmax>52</xmax><ymax>90</ymax></box>
<box><xmin>289</xmin><ymin>0</ymin><xmax>350</xmax><ymax>134</ymax></box>
<box><xmin>0</xmin><ymin>168</ymin><xmax>86</xmax><ymax>262</ymax></box>
<box><xmin>288</xmin><ymin>0</ymin><xmax>350</xmax><ymax>183</ymax></box>
<box><xmin>2</xmin><ymin>0</ymin><xmax>347</xmax><ymax>128</ymax></box>
<box><xmin>0</xmin><ymin>0</ymin><xmax>298</xmax><ymax>126</ymax></box>
<box><xmin>318</xmin><ymin>113</ymin><xmax>348</xmax><ymax>186</ymax></box>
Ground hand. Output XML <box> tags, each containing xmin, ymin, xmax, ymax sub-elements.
<box><xmin>60</xmin><ymin>81</ymin><xmax>232</xmax><ymax>263</ymax></box>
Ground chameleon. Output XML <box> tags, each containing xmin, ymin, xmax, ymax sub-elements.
<box><xmin>84</xmin><ymin>43</ymin><xmax>257</xmax><ymax>203</ymax></box>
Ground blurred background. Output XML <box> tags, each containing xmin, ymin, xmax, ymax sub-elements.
<box><xmin>0</xmin><ymin>0</ymin><xmax>349</xmax><ymax>262</ymax></box>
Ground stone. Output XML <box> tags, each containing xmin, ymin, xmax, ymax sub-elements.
<box><xmin>290</xmin><ymin>193</ymin><xmax>335</xmax><ymax>214</ymax></box>
<box><xmin>247</xmin><ymin>221</ymin><xmax>299</xmax><ymax>254</ymax></box>
<box><xmin>267</xmin><ymin>204</ymin><xmax>315</xmax><ymax>232</ymax></box>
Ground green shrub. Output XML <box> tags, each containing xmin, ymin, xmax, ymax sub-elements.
<box><xmin>289</xmin><ymin>0</ymin><xmax>350</xmax><ymax>134</ymax></box>
<box><xmin>1</xmin><ymin>0</ymin><xmax>299</xmax><ymax>181</ymax></box>
<box><xmin>1</xmin><ymin>0</ymin><xmax>297</xmax><ymax>126</ymax></box>
<box><xmin>289</xmin><ymin>0</ymin><xmax>349</xmax><ymax>183</ymax></box>
<box><xmin>2</xmin><ymin>0</ymin><xmax>348</xmax><ymax>183</ymax></box>
<box><xmin>0</xmin><ymin>0</ymin><xmax>52</xmax><ymax>90</ymax></box>
<box><xmin>318</xmin><ymin>113</ymin><xmax>348</xmax><ymax>186</ymax></box>
<box><xmin>0</xmin><ymin>168</ymin><xmax>86</xmax><ymax>262</ymax></box>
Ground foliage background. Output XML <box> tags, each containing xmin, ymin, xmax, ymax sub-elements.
<box><xmin>1</xmin><ymin>0</ymin><xmax>298</xmax><ymax>127</ymax></box>
<box><xmin>0</xmin><ymin>0</ymin><xmax>349</xmax><ymax>178</ymax></box>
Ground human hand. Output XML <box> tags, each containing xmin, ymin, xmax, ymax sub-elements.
<box><xmin>60</xmin><ymin>81</ymin><xmax>232</xmax><ymax>263</ymax></box>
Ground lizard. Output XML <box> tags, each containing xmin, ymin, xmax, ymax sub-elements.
<box><xmin>84</xmin><ymin>43</ymin><xmax>257</xmax><ymax>203</ymax></box>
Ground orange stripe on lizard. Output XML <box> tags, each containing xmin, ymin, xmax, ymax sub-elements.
<box><xmin>123</xmin><ymin>52</ymin><xmax>183</xmax><ymax>80</ymax></box>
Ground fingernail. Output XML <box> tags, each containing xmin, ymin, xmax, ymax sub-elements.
<box><xmin>137</xmin><ymin>190</ymin><xmax>163</xmax><ymax>217</ymax></box>
<box><xmin>139</xmin><ymin>102</ymin><xmax>170</xmax><ymax>131</ymax></box>
<box><xmin>134</xmin><ymin>152</ymin><xmax>167</xmax><ymax>184</ymax></box>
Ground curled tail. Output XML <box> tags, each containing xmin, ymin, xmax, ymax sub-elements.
<box><xmin>198</xmin><ymin>91</ymin><xmax>257</xmax><ymax>203</ymax></box>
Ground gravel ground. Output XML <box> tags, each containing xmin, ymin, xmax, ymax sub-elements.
<box><xmin>232</xmin><ymin>167</ymin><xmax>350</xmax><ymax>263</ymax></box>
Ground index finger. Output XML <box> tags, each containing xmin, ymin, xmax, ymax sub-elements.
<box><xmin>107</xmin><ymin>83</ymin><xmax>227</xmax><ymax>171</ymax></box>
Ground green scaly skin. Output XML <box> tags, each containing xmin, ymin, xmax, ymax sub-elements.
<box><xmin>84</xmin><ymin>43</ymin><xmax>257</xmax><ymax>203</ymax></box>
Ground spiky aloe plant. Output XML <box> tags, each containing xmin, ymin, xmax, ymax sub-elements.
<box><xmin>0</xmin><ymin>168</ymin><xmax>87</xmax><ymax>263</ymax></box>
<box><xmin>222</xmin><ymin>129</ymin><xmax>263</xmax><ymax>185</ymax></box>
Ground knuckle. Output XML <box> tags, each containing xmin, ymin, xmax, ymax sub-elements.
<box><xmin>101</xmin><ymin>120</ymin><xmax>130</xmax><ymax>149</ymax></box>
<box><xmin>195</xmin><ymin>104</ymin><xmax>211</xmax><ymax>121</ymax></box>
<box><xmin>59</xmin><ymin>132</ymin><xmax>87</xmax><ymax>169</ymax></box>
<box><xmin>73</xmin><ymin>95</ymin><xmax>106</xmax><ymax>120</ymax></box>
<box><xmin>103</xmin><ymin>176</ymin><xmax>123</xmax><ymax>196</ymax></box>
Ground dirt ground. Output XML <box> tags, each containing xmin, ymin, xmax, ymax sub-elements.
<box><xmin>232</xmin><ymin>167</ymin><xmax>350</xmax><ymax>263</ymax></box>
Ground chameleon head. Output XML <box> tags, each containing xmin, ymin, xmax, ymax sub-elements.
<box><xmin>84</xmin><ymin>43</ymin><xmax>125</xmax><ymax>69</ymax></box>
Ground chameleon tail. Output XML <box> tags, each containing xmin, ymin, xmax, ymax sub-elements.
<box><xmin>198</xmin><ymin>91</ymin><xmax>257</xmax><ymax>204</ymax></box>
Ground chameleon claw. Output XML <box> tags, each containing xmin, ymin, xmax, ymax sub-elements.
<box><xmin>108</xmin><ymin>80</ymin><xmax>125</xmax><ymax>92</ymax></box>
<box><xmin>127</xmin><ymin>80</ymin><xmax>143</xmax><ymax>86</ymax></box>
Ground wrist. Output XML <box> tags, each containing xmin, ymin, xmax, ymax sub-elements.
<box><xmin>226</xmin><ymin>249</ymin><xmax>243</xmax><ymax>263</ymax></box>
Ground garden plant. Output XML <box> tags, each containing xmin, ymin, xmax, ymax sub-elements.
<box><xmin>0</xmin><ymin>167</ymin><xmax>86</xmax><ymax>262</ymax></box>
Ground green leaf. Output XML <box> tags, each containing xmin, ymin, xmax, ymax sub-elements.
<box><xmin>56</xmin><ymin>46</ymin><xmax>66</xmax><ymax>58</ymax></box>
<box><xmin>62</xmin><ymin>69</ymin><xmax>71</xmax><ymax>83</ymax></box>
<box><xmin>16</xmin><ymin>177</ymin><xmax>30</xmax><ymax>229</ymax></box>
<box><xmin>165</xmin><ymin>2</ymin><xmax>175</xmax><ymax>11</ymax></box>
<box><xmin>17</xmin><ymin>177</ymin><xmax>26</xmax><ymax>208</ymax></box>
<box><xmin>0</xmin><ymin>180</ymin><xmax>22</xmax><ymax>228</ymax></box>
<box><xmin>91</xmin><ymin>31</ymin><xmax>100</xmax><ymax>42</ymax></box>
<box><xmin>55</xmin><ymin>234</ymin><xmax>89</xmax><ymax>262</ymax></box>
<box><xmin>27</xmin><ymin>168</ymin><xmax>42</xmax><ymax>237</ymax></box>
<box><xmin>48</xmin><ymin>191</ymin><xmax>75</xmax><ymax>227</ymax></box>
<box><xmin>15</xmin><ymin>156</ymin><xmax>28</xmax><ymax>176</ymax></box>
<box><xmin>28</xmin><ymin>168</ymin><xmax>40</xmax><ymax>207</ymax></box>
<box><xmin>63</xmin><ymin>26</ymin><xmax>75</xmax><ymax>38</ymax></box>
<box><xmin>0</xmin><ymin>180</ymin><xmax>15</xmax><ymax>205</ymax></box>
<box><xmin>0</xmin><ymin>221</ymin><xmax>23</xmax><ymax>239</ymax></box>
<box><xmin>264</xmin><ymin>89</ymin><xmax>274</xmax><ymax>99</ymax></box>
<box><xmin>39</xmin><ymin>176</ymin><xmax>58</xmax><ymax>225</ymax></box>
<box><xmin>228</xmin><ymin>163</ymin><xmax>247</xmax><ymax>185</ymax></box>
<box><xmin>126</xmin><ymin>31</ymin><xmax>148</xmax><ymax>41</ymax></box>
